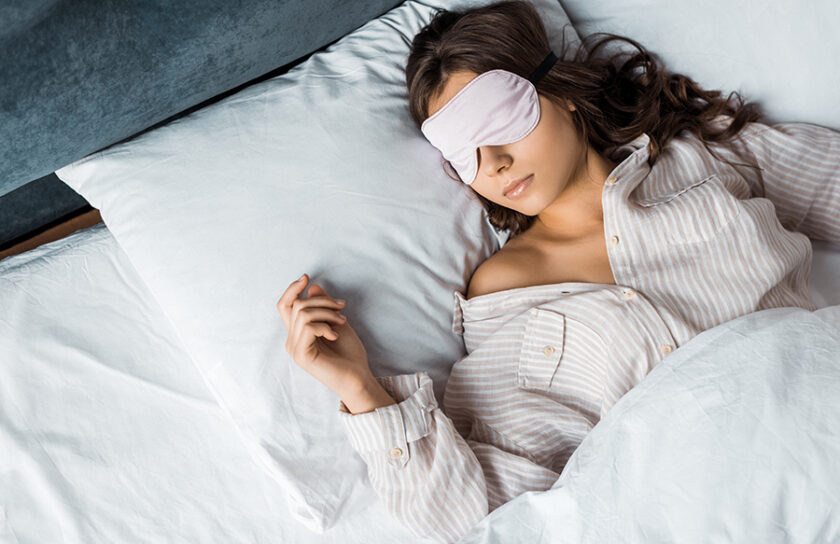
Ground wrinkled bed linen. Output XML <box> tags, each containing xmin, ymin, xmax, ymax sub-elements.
<box><xmin>460</xmin><ymin>303</ymin><xmax>840</xmax><ymax>543</ymax></box>
<box><xmin>0</xmin><ymin>224</ymin><xmax>424</xmax><ymax>544</ymax></box>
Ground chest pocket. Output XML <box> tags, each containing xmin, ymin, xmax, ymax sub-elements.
<box><xmin>637</xmin><ymin>173</ymin><xmax>742</xmax><ymax>244</ymax></box>
<box><xmin>517</xmin><ymin>307</ymin><xmax>566</xmax><ymax>390</ymax></box>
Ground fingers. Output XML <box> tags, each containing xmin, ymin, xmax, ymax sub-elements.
<box><xmin>277</xmin><ymin>273</ymin><xmax>310</xmax><ymax>328</ymax></box>
<box><xmin>287</xmin><ymin>320</ymin><xmax>338</xmax><ymax>358</ymax></box>
<box><xmin>277</xmin><ymin>275</ymin><xmax>346</xmax><ymax>325</ymax></box>
<box><xmin>297</xmin><ymin>307</ymin><xmax>347</xmax><ymax>328</ymax></box>
<box><xmin>314</xmin><ymin>322</ymin><xmax>339</xmax><ymax>342</ymax></box>
<box><xmin>287</xmin><ymin>294</ymin><xmax>346</xmax><ymax>331</ymax></box>
<box><xmin>308</xmin><ymin>283</ymin><xmax>329</xmax><ymax>297</ymax></box>
<box><xmin>288</xmin><ymin>308</ymin><xmax>347</xmax><ymax>356</ymax></box>
<box><xmin>292</xmin><ymin>295</ymin><xmax>346</xmax><ymax>312</ymax></box>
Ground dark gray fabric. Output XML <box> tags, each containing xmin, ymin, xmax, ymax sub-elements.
<box><xmin>0</xmin><ymin>174</ymin><xmax>90</xmax><ymax>250</ymax></box>
<box><xmin>0</xmin><ymin>0</ymin><xmax>403</xmax><ymax>247</ymax></box>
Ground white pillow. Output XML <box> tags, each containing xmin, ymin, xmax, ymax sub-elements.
<box><xmin>560</xmin><ymin>0</ymin><xmax>840</xmax><ymax>129</ymax></box>
<box><xmin>55</xmin><ymin>0</ymin><xmax>580</xmax><ymax>532</ymax></box>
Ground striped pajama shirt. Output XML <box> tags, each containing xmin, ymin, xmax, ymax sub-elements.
<box><xmin>338</xmin><ymin>115</ymin><xmax>840</xmax><ymax>543</ymax></box>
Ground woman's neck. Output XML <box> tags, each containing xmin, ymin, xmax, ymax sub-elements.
<box><xmin>531</xmin><ymin>147</ymin><xmax>618</xmax><ymax>242</ymax></box>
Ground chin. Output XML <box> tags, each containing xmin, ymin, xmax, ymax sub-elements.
<box><xmin>508</xmin><ymin>202</ymin><xmax>539</xmax><ymax>216</ymax></box>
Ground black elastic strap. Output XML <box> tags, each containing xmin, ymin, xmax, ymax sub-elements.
<box><xmin>527</xmin><ymin>51</ymin><xmax>558</xmax><ymax>84</ymax></box>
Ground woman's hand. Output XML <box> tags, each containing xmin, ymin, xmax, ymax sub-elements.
<box><xmin>277</xmin><ymin>273</ymin><xmax>372</xmax><ymax>399</ymax></box>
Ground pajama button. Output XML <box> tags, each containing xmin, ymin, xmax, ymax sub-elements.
<box><xmin>610</xmin><ymin>235</ymin><xmax>620</xmax><ymax>246</ymax></box>
<box><xmin>390</xmin><ymin>447</ymin><xmax>403</xmax><ymax>458</ymax></box>
<box><xmin>661</xmin><ymin>344</ymin><xmax>673</xmax><ymax>355</ymax></box>
<box><xmin>543</xmin><ymin>345</ymin><xmax>555</xmax><ymax>355</ymax></box>
<box><xmin>623</xmin><ymin>289</ymin><xmax>636</xmax><ymax>300</ymax></box>
<box><xmin>606</xmin><ymin>176</ymin><xmax>618</xmax><ymax>185</ymax></box>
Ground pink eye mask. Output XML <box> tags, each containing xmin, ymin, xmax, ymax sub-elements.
<box><xmin>420</xmin><ymin>51</ymin><xmax>558</xmax><ymax>185</ymax></box>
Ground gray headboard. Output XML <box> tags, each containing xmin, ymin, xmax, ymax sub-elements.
<box><xmin>0</xmin><ymin>0</ymin><xmax>403</xmax><ymax>249</ymax></box>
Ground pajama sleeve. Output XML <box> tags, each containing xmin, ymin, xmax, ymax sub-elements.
<box><xmin>733</xmin><ymin>119</ymin><xmax>840</xmax><ymax>243</ymax></box>
<box><xmin>337</xmin><ymin>371</ymin><xmax>560</xmax><ymax>544</ymax></box>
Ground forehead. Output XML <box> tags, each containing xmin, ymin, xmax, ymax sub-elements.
<box><xmin>426</xmin><ymin>70</ymin><xmax>481</xmax><ymax>118</ymax></box>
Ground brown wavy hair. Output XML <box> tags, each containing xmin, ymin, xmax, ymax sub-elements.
<box><xmin>405</xmin><ymin>0</ymin><xmax>766</xmax><ymax>238</ymax></box>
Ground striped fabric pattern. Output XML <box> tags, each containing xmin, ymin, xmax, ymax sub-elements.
<box><xmin>338</xmin><ymin>116</ymin><xmax>840</xmax><ymax>543</ymax></box>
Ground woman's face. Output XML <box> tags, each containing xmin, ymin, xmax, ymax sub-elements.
<box><xmin>426</xmin><ymin>70</ymin><xmax>587</xmax><ymax>216</ymax></box>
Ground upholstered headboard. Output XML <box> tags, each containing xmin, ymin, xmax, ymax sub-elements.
<box><xmin>0</xmin><ymin>0</ymin><xmax>402</xmax><ymax>249</ymax></box>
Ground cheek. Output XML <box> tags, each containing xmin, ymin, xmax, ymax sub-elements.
<box><xmin>535</xmin><ymin>119</ymin><xmax>581</xmax><ymax>179</ymax></box>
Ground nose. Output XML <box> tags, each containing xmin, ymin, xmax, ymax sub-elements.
<box><xmin>476</xmin><ymin>145</ymin><xmax>511</xmax><ymax>181</ymax></box>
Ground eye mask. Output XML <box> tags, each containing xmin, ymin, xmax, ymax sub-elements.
<box><xmin>420</xmin><ymin>51</ymin><xmax>558</xmax><ymax>185</ymax></box>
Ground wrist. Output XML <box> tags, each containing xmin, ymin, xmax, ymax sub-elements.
<box><xmin>342</xmin><ymin>374</ymin><xmax>396</xmax><ymax>415</ymax></box>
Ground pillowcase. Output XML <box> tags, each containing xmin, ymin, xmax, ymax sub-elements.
<box><xmin>560</xmin><ymin>0</ymin><xmax>840</xmax><ymax>130</ymax></box>
<box><xmin>55</xmin><ymin>0</ymin><xmax>580</xmax><ymax>532</ymax></box>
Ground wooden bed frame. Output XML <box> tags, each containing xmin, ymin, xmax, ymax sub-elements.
<box><xmin>0</xmin><ymin>208</ymin><xmax>103</xmax><ymax>262</ymax></box>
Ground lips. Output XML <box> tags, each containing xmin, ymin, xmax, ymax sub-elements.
<box><xmin>503</xmin><ymin>174</ymin><xmax>533</xmax><ymax>197</ymax></box>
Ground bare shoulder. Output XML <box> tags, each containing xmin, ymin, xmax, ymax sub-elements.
<box><xmin>466</xmin><ymin>241</ymin><xmax>533</xmax><ymax>300</ymax></box>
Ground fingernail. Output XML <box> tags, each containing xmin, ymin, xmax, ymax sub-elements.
<box><xmin>336</xmin><ymin>299</ymin><xmax>345</xmax><ymax>305</ymax></box>
<box><xmin>298</xmin><ymin>274</ymin><xmax>305</xmax><ymax>282</ymax></box>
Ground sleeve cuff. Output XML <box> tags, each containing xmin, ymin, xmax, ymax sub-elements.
<box><xmin>337</xmin><ymin>372</ymin><xmax>437</xmax><ymax>468</ymax></box>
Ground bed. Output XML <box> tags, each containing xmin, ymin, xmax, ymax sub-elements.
<box><xmin>2</xmin><ymin>0</ymin><xmax>839</xmax><ymax>542</ymax></box>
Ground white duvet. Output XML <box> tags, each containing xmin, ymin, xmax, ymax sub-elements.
<box><xmin>461</xmin><ymin>303</ymin><xmax>840</xmax><ymax>543</ymax></box>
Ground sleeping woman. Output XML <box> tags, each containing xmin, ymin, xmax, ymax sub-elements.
<box><xmin>276</xmin><ymin>1</ymin><xmax>840</xmax><ymax>542</ymax></box>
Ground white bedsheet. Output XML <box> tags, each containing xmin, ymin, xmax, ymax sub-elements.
<box><xmin>0</xmin><ymin>224</ymin><xmax>426</xmax><ymax>544</ymax></box>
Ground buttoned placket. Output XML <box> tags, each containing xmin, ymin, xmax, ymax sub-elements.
<box><xmin>608</xmin><ymin>173</ymin><xmax>620</xmax><ymax>249</ymax></box>
<box><xmin>620</xmin><ymin>287</ymin><xmax>674</xmax><ymax>353</ymax></box>
<box><xmin>603</xmin><ymin>173</ymin><xmax>622</xmax><ymax>280</ymax></box>
<box><xmin>604</xmin><ymin>172</ymin><xmax>626</xmax><ymax>320</ymax></box>
<box><xmin>602</xmin><ymin>134</ymin><xmax>653</xmax><ymax>291</ymax></box>
<box><xmin>617</xmin><ymin>278</ymin><xmax>679</xmax><ymax>364</ymax></box>
<box><xmin>604</xmin><ymin>138</ymin><xmax>678</xmax><ymax>363</ymax></box>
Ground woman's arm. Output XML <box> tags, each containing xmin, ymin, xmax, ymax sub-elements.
<box><xmin>338</xmin><ymin>372</ymin><xmax>560</xmax><ymax>543</ymax></box>
<box><xmin>732</xmin><ymin>120</ymin><xmax>840</xmax><ymax>244</ymax></box>
<box><xmin>341</xmin><ymin>374</ymin><xmax>396</xmax><ymax>414</ymax></box>
<box><xmin>277</xmin><ymin>275</ymin><xmax>560</xmax><ymax>541</ymax></box>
